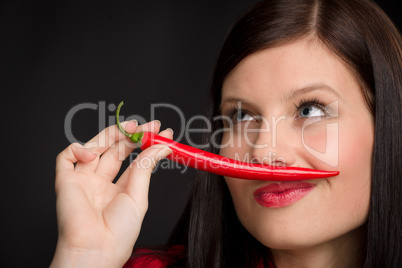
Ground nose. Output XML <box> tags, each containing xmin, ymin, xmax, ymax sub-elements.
<box><xmin>250</xmin><ymin>118</ymin><xmax>296</xmax><ymax>167</ymax></box>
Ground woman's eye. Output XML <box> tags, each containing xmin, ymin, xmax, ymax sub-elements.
<box><xmin>299</xmin><ymin>105</ymin><xmax>325</xmax><ymax>118</ymax></box>
<box><xmin>234</xmin><ymin>110</ymin><xmax>255</xmax><ymax>122</ymax></box>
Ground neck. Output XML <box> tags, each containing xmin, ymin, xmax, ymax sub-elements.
<box><xmin>269</xmin><ymin>227</ymin><xmax>365</xmax><ymax>268</ymax></box>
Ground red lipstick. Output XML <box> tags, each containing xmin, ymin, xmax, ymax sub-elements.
<box><xmin>253</xmin><ymin>182</ymin><xmax>315</xmax><ymax>208</ymax></box>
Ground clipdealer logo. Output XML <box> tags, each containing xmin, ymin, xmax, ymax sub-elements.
<box><xmin>63</xmin><ymin>100</ymin><xmax>339</xmax><ymax>170</ymax></box>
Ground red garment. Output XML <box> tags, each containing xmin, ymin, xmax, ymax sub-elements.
<box><xmin>123</xmin><ymin>245</ymin><xmax>275</xmax><ymax>268</ymax></box>
<box><xmin>123</xmin><ymin>245</ymin><xmax>186</xmax><ymax>268</ymax></box>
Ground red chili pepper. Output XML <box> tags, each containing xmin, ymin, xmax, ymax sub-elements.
<box><xmin>116</xmin><ymin>102</ymin><xmax>339</xmax><ymax>181</ymax></box>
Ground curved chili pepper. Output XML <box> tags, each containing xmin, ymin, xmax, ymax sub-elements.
<box><xmin>116</xmin><ymin>102</ymin><xmax>339</xmax><ymax>181</ymax></box>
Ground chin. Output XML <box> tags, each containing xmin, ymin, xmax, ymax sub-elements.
<box><xmin>261</xmin><ymin>237</ymin><xmax>322</xmax><ymax>250</ymax></box>
<box><xmin>240</xmin><ymin>216</ymin><xmax>331</xmax><ymax>250</ymax></box>
<box><xmin>253</xmin><ymin>229</ymin><xmax>324</xmax><ymax>250</ymax></box>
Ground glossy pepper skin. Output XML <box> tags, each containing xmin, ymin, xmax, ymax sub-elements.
<box><xmin>116</xmin><ymin>102</ymin><xmax>339</xmax><ymax>181</ymax></box>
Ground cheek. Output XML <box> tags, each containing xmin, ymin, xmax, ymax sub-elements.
<box><xmin>318</xmin><ymin>116</ymin><xmax>374</xmax><ymax>229</ymax></box>
<box><xmin>338</xmin><ymin>112</ymin><xmax>374</xmax><ymax>179</ymax></box>
<box><xmin>335</xmin><ymin>118</ymin><xmax>373</xmax><ymax>202</ymax></box>
<box><xmin>301</xmin><ymin>120</ymin><xmax>340</xmax><ymax>167</ymax></box>
<box><xmin>220</xmin><ymin>129</ymin><xmax>251</xmax><ymax>160</ymax></box>
<box><xmin>302</xmin><ymin>123</ymin><xmax>328</xmax><ymax>153</ymax></box>
<box><xmin>340</xmin><ymin>124</ymin><xmax>373</xmax><ymax>167</ymax></box>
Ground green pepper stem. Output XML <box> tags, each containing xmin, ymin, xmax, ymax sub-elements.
<box><xmin>116</xmin><ymin>101</ymin><xmax>144</xmax><ymax>144</ymax></box>
<box><xmin>130</xmin><ymin>131</ymin><xmax>144</xmax><ymax>143</ymax></box>
<box><xmin>116</xmin><ymin>101</ymin><xmax>131</xmax><ymax>138</ymax></box>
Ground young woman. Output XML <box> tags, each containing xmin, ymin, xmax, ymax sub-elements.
<box><xmin>51</xmin><ymin>0</ymin><xmax>402</xmax><ymax>267</ymax></box>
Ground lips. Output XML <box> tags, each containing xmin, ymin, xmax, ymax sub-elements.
<box><xmin>253</xmin><ymin>182</ymin><xmax>316</xmax><ymax>208</ymax></box>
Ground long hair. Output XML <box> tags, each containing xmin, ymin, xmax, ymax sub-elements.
<box><xmin>165</xmin><ymin>0</ymin><xmax>402</xmax><ymax>267</ymax></box>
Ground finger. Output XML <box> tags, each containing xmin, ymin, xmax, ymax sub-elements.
<box><xmin>134</xmin><ymin>120</ymin><xmax>162</xmax><ymax>135</ymax></box>
<box><xmin>84</xmin><ymin>120</ymin><xmax>139</xmax><ymax>155</ymax></box>
<box><xmin>83</xmin><ymin>119</ymin><xmax>161</xmax><ymax>157</ymax></box>
<box><xmin>124</xmin><ymin>144</ymin><xmax>173</xmax><ymax>215</ymax></box>
<box><xmin>75</xmin><ymin>120</ymin><xmax>161</xmax><ymax>173</ymax></box>
<box><xmin>56</xmin><ymin>143</ymin><xmax>97</xmax><ymax>173</ymax></box>
<box><xmin>74</xmin><ymin>121</ymin><xmax>138</xmax><ymax>173</ymax></box>
<box><xmin>94</xmin><ymin>138</ymin><xmax>134</xmax><ymax>180</ymax></box>
<box><xmin>116</xmin><ymin>128</ymin><xmax>174</xmax><ymax>188</ymax></box>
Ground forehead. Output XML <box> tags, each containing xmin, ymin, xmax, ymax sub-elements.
<box><xmin>221</xmin><ymin>39</ymin><xmax>356</xmax><ymax>103</ymax></box>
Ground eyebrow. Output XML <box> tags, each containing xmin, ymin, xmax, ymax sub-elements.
<box><xmin>220</xmin><ymin>83</ymin><xmax>341</xmax><ymax>111</ymax></box>
<box><xmin>219</xmin><ymin>97</ymin><xmax>254</xmax><ymax>112</ymax></box>
<box><xmin>283</xmin><ymin>83</ymin><xmax>341</xmax><ymax>101</ymax></box>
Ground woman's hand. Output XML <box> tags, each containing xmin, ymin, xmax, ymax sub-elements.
<box><xmin>50</xmin><ymin>120</ymin><xmax>173</xmax><ymax>268</ymax></box>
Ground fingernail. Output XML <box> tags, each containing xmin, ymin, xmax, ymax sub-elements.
<box><xmin>166</xmin><ymin>128</ymin><xmax>174</xmax><ymax>135</ymax></box>
<box><xmin>156</xmin><ymin>146</ymin><xmax>172</xmax><ymax>160</ymax></box>
<box><xmin>130</xmin><ymin>119</ymin><xmax>138</xmax><ymax>126</ymax></box>
<box><xmin>124</xmin><ymin>120</ymin><xmax>137</xmax><ymax>133</ymax></box>
<box><xmin>154</xmin><ymin>120</ymin><xmax>161</xmax><ymax>126</ymax></box>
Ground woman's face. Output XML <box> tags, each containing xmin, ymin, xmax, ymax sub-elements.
<box><xmin>219</xmin><ymin>39</ymin><xmax>374</xmax><ymax>250</ymax></box>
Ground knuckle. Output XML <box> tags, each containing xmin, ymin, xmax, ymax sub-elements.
<box><xmin>55</xmin><ymin>152</ymin><xmax>63</xmax><ymax>163</ymax></box>
<box><xmin>56</xmin><ymin>144</ymin><xmax>72</xmax><ymax>161</ymax></box>
<box><xmin>56</xmin><ymin>142</ymin><xmax>81</xmax><ymax>162</ymax></box>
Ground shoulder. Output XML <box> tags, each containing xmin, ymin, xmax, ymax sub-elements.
<box><xmin>123</xmin><ymin>245</ymin><xmax>186</xmax><ymax>268</ymax></box>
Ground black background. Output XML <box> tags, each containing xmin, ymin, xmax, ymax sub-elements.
<box><xmin>1</xmin><ymin>1</ymin><xmax>400</xmax><ymax>267</ymax></box>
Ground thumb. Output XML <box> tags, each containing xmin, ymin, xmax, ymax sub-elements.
<box><xmin>124</xmin><ymin>145</ymin><xmax>173</xmax><ymax>216</ymax></box>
